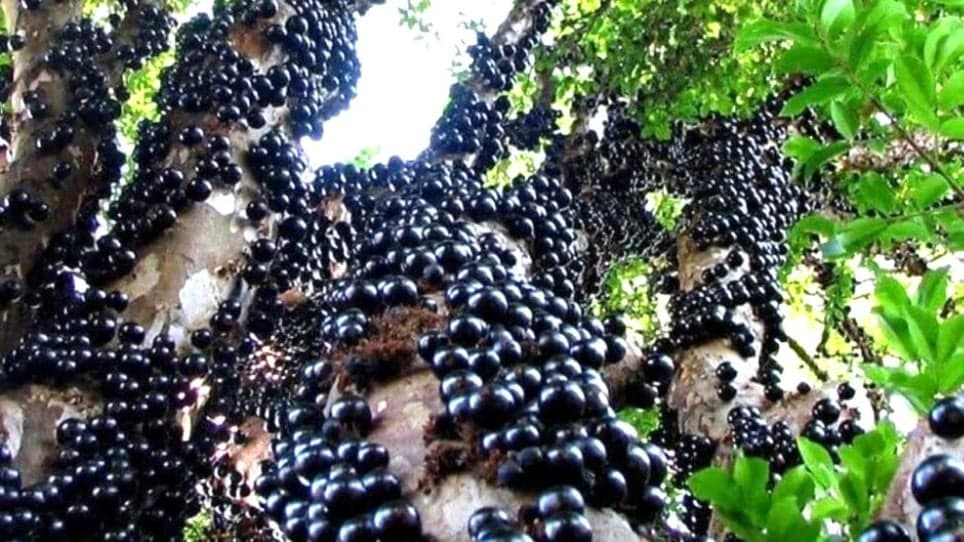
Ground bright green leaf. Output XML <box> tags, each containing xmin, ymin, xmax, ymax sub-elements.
<box><xmin>831</xmin><ymin>100</ymin><xmax>860</xmax><ymax>139</ymax></box>
<box><xmin>689</xmin><ymin>467</ymin><xmax>740</xmax><ymax>510</ymax></box>
<box><xmin>803</xmin><ymin>141</ymin><xmax>851</xmax><ymax>179</ymax></box>
<box><xmin>782</xmin><ymin>75</ymin><xmax>851</xmax><ymax>116</ymax></box>
<box><xmin>936</xmin><ymin>28</ymin><xmax>964</xmax><ymax>73</ymax></box>
<box><xmin>941</xmin><ymin>117</ymin><xmax>964</xmax><ymax>140</ymax></box>
<box><xmin>912</xmin><ymin>174</ymin><xmax>950</xmax><ymax>208</ymax></box>
<box><xmin>811</xmin><ymin>496</ymin><xmax>849</xmax><ymax>521</ymax></box>
<box><xmin>797</xmin><ymin>438</ymin><xmax>836</xmax><ymax>489</ymax></box>
<box><xmin>734</xmin><ymin>455</ymin><xmax>771</xmax><ymax>524</ymax></box>
<box><xmin>783</xmin><ymin>135</ymin><xmax>823</xmax><ymax>161</ymax></box>
<box><xmin>876</xmin><ymin>274</ymin><xmax>912</xmax><ymax>316</ymax></box>
<box><xmin>940</xmin><ymin>352</ymin><xmax>964</xmax><ymax>392</ymax></box>
<box><xmin>941</xmin><ymin>71</ymin><xmax>964</xmax><ymax>109</ymax></box>
<box><xmin>777</xmin><ymin>45</ymin><xmax>836</xmax><ymax>75</ymax></box>
<box><xmin>839</xmin><ymin>473</ymin><xmax>870</xmax><ymax>514</ymax></box>
<box><xmin>794</xmin><ymin>214</ymin><xmax>837</xmax><ymax>237</ymax></box>
<box><xmin>937</xmin><ymin>314</ymin><xmax>964</xmax><ymax>364</ymax></box>
<box><xmin>895</xmin><ymin>54</ymin><xmax>939</xmax><ymax>128</ymax></box>
<box><xmin>882</xmin><ymin>220</ymin><xmax>929</xmax><ymax>243</ymax></box>
<box><xmin>766</xmin><ymin>498</ymin><xmax>812</xmax><ymax>541</ymax></box>
<box><xmin>852</xmin><ymin>172</ymin><xmax>897</xmax><ymax>213</ymax></box>
<box><xmin>875</xmin><ymin>311</ymin><xmax>917</xmax><ymax>362</ymax></box>
<box><xmin>916</xmin><ymin>269</ymin><xmax>949</xmax><ymax>314</ymax></box>
<box><xmin>906</xmin><ymin>305</ymin><xmax>939</xmax><ymax>363</ymax></box>
<box><xmin>823</xmin><ymin>217</ymin><xmax>887</xmax><ymax>257</ymax></box>
<box><xmin>772</xmin><ymin>466</ymin><xmax>816</xmax><ymax>505</ymax></box>
<box><xmin>821</xmin><ymin>0</ymin><xmax>856</xmax><ymax>36</ymax></box>
<box><xmin>734</xmin><ymin>20</ymin><xmax>818</xmax><ymax>52</ymax></box>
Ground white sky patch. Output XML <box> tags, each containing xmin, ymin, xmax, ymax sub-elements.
<box><xmin>304</xmin><ymin>0</ymin><xmax>513</xmax><ymax>167</ymax></box>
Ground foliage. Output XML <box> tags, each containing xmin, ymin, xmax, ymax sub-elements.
<box><xmin>645</xmin><ymin>189</ymin><xmax>687</xmax><ymax>231</ymax></box>
<box><xmin>689</xmin><ymin>421</ymin><xmax>902</xmax><ymax>541</ymax></box>
<box><xmin>399</xmin><ymin>0</ymin><xmax>435</xmax><ymax>35</ymax></box>
<box><xmin>482</xmin><ymin>147</ymin><xmax>546</xmax><ymax>187</ymax></box>
<box><xmin>618</xmin><ymin>407</ymin><xmax>660</xmax><ymax>438</ymax></box>
<box><xmin>864</xmin><ymin>268</ymin><xmax>964</xmax><ymax>412</ymax></box>
<box><xmin>739</xmin><ymin>0</ymin><xmax>964</xmax><ymax>259</ymax></box>
<box><xmin>119</xmin><ymin>50</ymin><xmax>174</xmax><ymax>145</ymax></box>
<box><xmin>182</xmin><ymin>509</ymin><xmax>213</xmax><ymax>542</ymax></box>
<box><xmin>595</xmin><ymin>258</ymin><xmax>667</xmax><ymax>337</ymax></box>
<box><xmin>349</xmin><ymin>146</ymin><xmax>382</xmax><ymax>170</ymax></box>
<box><xmin>545</xmin><ymin>0</ymin><xmax>786</xmax><ymax>138</ymax></box>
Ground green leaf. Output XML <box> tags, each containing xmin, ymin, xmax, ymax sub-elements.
<box><xmin>876</xmin><ymin>275</ymin><xmax>912</xmax><ymax>316</ymax></box>
<box><xmin>941</xmin><ymin>118</ymin><xmax>964</xmax><ymax>140</ymax></box>
<box><xmin>618</xmin><ymin>408</ymin><xmax>660</xmax><ymax>438</ymax></box>
<box><xmin>863</xmin><ymin>0</ymin><xmax>908</xmax><ymax>34</ymax></box>
<box><xmin>688</xmin><ymin>467</ymin><xmax>740</xmax><ymax>510</ymax></box>
<box><xmin>734</xmin><ymin>455</ymin><xmax>771</xmax><ymax>524</ymax></box>
<box><xmin>831</xmin><ymin>100</ymin><xmax>860</xmax><ymax>139</ymax></box>
<box><xmin>864</xmin><ymin>366</ymin><xmax>936</xmax><ymax>413</ymax></box>
<box><xmin>840</xmin><ymin>440</ymin><xmax>869</xmax><ymax>474</ymax></box>
<box><xmin>822</xmin><ymin>217</ymin><xmax>887</xmax><ymax>257</ymax></box>
<box><xmin>916</xmin><ymin>269</ymin><xmax>949</xmax><ymax>313</ymax></box>
<box><xmin>783</xmin><ymin>135</ymin><xmax>823</xmax><ymax>161</ymax></box>
<box><xmin>797</xmin><ymin>438</ymin><xmax>836</xmax><ymax>489</ymax></box>
<box><xmin>875</xmin><ymin>311</ymin><xmax>917</xmax><ymax>362</ymax></box>
<box><xmin>839</xmin><ymin>473</ymin><xmax>870</xmax><ymax>514</ymax></box>
<box><xmin>803</xmin><ymin>141</ymin><xmax>851</xmax><ymax>179</ymax></box>
<box><xmin>772</xmin><ymin>466</ymin><xmax>816</xmax><ymax>504</ymax></box>
<box><xmin>776</xmin><ymin>44</ymin><xmax>836</xmax><ymax>75</ymax></box>
<box><xmin>766</xmin><ymin>498</ymin><xmax>812</xmax><ymax>541</ymax></box>
<box><xmin>794</xmin><ymin>214</ymin><xmax>837</xmax><ymax>237</ymax></box>
<box><xmin>821</xmin><ymin>0</ymin><xmax>856</xmax><ymax>36</ymax></box>
<box><xmin>882</xmin><ymin>219</ymin><xmax>929</xmax><ymax>243</ymax></box>
<box><xmin>924</xmin><ymin>20</ymin><xmax>954</xmax><ymax>72</ymax></box>
<box><xmin>937</xmin><ymin>314</ymin><xmax>964</xmax><ymax>364</ymax></box>
<box><xmin>906</xmin><ymin>305</ymin><xmax>939</xmax><ymax>363</ymax></box>
<box><xmin>940</xmin><ymin>352</ymin><xmax>964</xmax><ymax>393</ymax></box>
<box><xmin>811</xmin><ymin>496</ymin><xmax>849</xmax><ymax>521</ymax></box>
<box><xmin>895</xmin><ymin>54</ymin><xmax>939</xmax><ymax>128</ymax></box>
<box><xmin>734</xmin><ymin>20</ymin><xmax>817</xmax><ymax>52</ymax></box>
<box><xmin>936</xmin><ymin>28</ymin><xmax>964</xmax><ymax>73</ymax></box>
<box><xmin>940</xmin><ymin>71</ymin><xmax>964</xmax><ymax>109</ymax></box>
<box><xmin>912</xmin><ymin>174</ymin><xmax>950</xmax><ymax>208</ymax></box>
<box><xmin>782</xmin><ymin>75</ymin><xmax>851</xmax><ymax>116</ymax></box>
<box><xmin>852</xmin><ymin>172</ymin><xmax>897</xmax><ymax>213</ymax></box>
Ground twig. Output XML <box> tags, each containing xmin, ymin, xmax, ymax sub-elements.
<box><xmin>787</xmin><ymin>335</ymin><xmax>829</xmax><ymax>381</ymax></box>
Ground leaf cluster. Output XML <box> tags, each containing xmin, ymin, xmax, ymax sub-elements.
<box><xmin>689</xmin><ymin>421</ymin><xmax>902</xmax><ymax>541</ymax></box>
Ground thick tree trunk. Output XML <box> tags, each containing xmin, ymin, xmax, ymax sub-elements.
<box><xmin>0</xmin><ymin>0</ymin><xmax>172</xmax><ymax>355</ymax></box>
<box><xmin>0</xmin><ymin>1</ymin><xmax>951</xmax><ymax>541</ymax></box>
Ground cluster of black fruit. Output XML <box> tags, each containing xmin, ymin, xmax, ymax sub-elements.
<box><xmin>546</xmin><ymin>101</ymin><xmax>672</xmax><ymax>298</ymax></box>
<box><xmin>429</xmin><ymin>0</ymin><xmax>558</xmax><ymax>168</ymax></box>
<box><xmin>0</xmin><ymin>297</ymin><xmax>223</xmax><ymax>539</ymax></box>
<box><xmin>249</xmin><ymin>136</ymin><xmax>674</xmax><ymax>541</ymax></box>
<box><xmin>858</xmin><ymin>396</ymin><xmax>964</xmax><ymax>542</ymax></box>
<box><xmin>0</xmin><ymin>6</ymin><xmax>174</xmax><ymax>308</ymax></box>
<box><xmin>467</xmin><ymin>0</ymin><xmax>555</xmax><ymax>92</ymax></box>
<box><xmin>255</xmin><ymin>397</ymin><xmax>423</xmax><ymax>541</ymax></box>
<box><xmin>0</xmin><ymin>1</ymin><xmax>362</xmax><ymax>540</ymax></box>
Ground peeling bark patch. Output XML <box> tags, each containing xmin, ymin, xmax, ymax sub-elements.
<box><xmin>0</xmin><ymin>384</ymin><xmax>100</xmax><ymax>486</ymax></box>
<box><xmin>124</xmin><ymin>253</ymin><xmax>162</xmax><ymax>302</ymax></box>
<box><xmin>180</xmin><ymin>269</ymin><xmax>226</xmax><ymax>329</ymax></box>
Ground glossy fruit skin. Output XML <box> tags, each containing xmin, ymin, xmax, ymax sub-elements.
<box><xmin>856</xmin><ymin>520</ymin><xmax>911</xmax><ymax>542</ymax></box>
<box><xmin>912</xmin><ymin>455</ymin><xmax>964</xmax><ymax>506</ymax></box>
<box><xmin>917</xmin><ymin>497</ymin><xmax>964</xmax><ymax>540</ymax></box>
<box><xmin>929</xmin><ymin>396</ymin><xmax>964</xmax><ymax>440</ymax></box>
